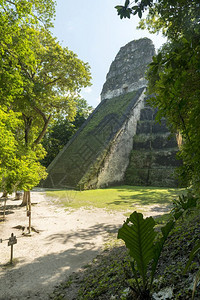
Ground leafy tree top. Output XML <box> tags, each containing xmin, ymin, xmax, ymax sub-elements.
<box><xmin>115</xmin><ymin>0</ymin><xmax>200</xmax><ymax>40</ymax></box>
<box><xmin>1</xmin><ymin>0</ymin><xmax>56</xmax><ymax>28</ymax></box>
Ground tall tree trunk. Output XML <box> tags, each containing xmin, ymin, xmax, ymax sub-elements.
<box><xmin>21</xmin><ymin>191</ymin><xmax>31</xmax><ymax>233</ymax></box>
<box><xmin>3</xmin><ymin>197</ymin><xmax>7</xmax><ymax>220</ymax></box>
<box><xmin>21</xmin><ymin>190</ymin><xmax>29</xmax><ymax>207</ymax></box>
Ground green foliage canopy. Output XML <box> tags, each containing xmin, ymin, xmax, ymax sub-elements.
<box><xmin>0</xmin><ymin>0</ymin><xmax>56</xmax><ymax>104</ymax></box>
<box><xmin>0</xmin><ymin>107</ymin><xmax>47</xmax><ymax>193</ymax></box>
<box><xmin>147</xmin><ymin>37</ymin><xmax>200</xmax><ymax>189</ymax></box>
<box><xmin>12</xmin><ymin>27</ymin><xmax>91</xmax><ymax>147</ymax></box>
<box><xmin>1</xmin><ymin>0</ymin><xmax>91</xmax><ymax>149</ymax></box>
<box><xmin>0</xmin><ymin>0</ymin><xmax>92</xmax><ymax>193</ymax></box>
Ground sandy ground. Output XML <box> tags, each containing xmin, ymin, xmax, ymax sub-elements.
<box><xmin>0</xmin><ymin>190</ymin><xmax>170</xmax><ymax>300</ymax></box>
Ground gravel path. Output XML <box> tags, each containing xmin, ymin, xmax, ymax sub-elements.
<box><xmin>0</xmin><ymin>191</ymin><xmax>128</xmax><ymax>300</ymax></box>
<box><xmin>0</xmin><ymin>190</ymin><xmax>171</xmax><ymax>300</ymax></box>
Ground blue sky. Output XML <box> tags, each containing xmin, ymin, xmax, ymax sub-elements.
<box><xmin>52</xmin><ymin>0</ymin><xmax>166</xmax><ymax>108</ymax></box>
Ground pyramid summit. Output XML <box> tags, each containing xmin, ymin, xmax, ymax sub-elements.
<box><xmin>101</xmin><ymin>38</ymin><xmax>155</xmax><ymax>101</ymax></box>
<box><xmin>42</xmin><ymin>38</ymin><xmax>180</xmax><ymax>189</ymax></box>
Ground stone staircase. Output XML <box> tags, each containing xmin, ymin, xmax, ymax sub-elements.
<box><xmin>125</xmin><ymin>104</ymin><xmax>181</xmax><ymax>187</ymax></box>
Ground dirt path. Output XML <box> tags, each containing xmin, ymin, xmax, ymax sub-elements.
<box><xmin>0</xmin><ymin>190</ymin><xmax>170</xmax><ymax>300</ymax></box>
<box><xmin>0</xmin><ymin>190</ymin><xmax>129</xmax><ymax>300</ymax></box>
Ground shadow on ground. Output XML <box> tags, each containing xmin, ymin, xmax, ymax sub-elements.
<box><xmin>106</xmin><ymin>187</ymin><xmax>181</xmax><ymax>207</ymax></box>
<box><xmin>0</xmin><ymin>223</ymin><xmax>120</xmax><ymax>300</ymax></box>
<box><xmin>45</xmin><ymin>223</ymin><xmax>119</xmax><ymax>245</ymax></box>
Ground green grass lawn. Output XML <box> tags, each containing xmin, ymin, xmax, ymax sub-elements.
<box><xmin>44</xmin><ymin>185</ymin><xmax>184</xmax><ymax>214</ymax></box>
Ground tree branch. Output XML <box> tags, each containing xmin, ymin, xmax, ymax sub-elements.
<box><xmin>33</xmin><ymin>114</ymin><xmax>51</xmax><ymax>147</ymax></box>
<box><xmin>45</xmin><ymin>77</ymin><xmax>61</xmax><ymax>86</ymax></box>
<box><xmin>22</xmin><ymin>113</ymin><xmax>33</xmax><ymax>146</ymax></box>
<box><xmin>33</xmin><ymin>105</ymin><xmax>47</xmax><ymax>123</ymax></box>
<box><xmin>179</xmin><ymin>111</ymin><xmax>191</xmax><ymax>143</ymax></box>
<box><xmin>5</xmin><ymin>0</ymin><xmax>15</xmax><ymax>5</ymax></box>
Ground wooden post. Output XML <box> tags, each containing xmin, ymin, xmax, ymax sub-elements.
<box><xmin>3</xmin><ymin>197</ymin><xmax>7</xmax><ymax>220</ymax></box>
<box><xmin>11</xmin><ymin>244</ymin><xmax>13</xmax><ymax>263</ymax></box>
<box><xmin>28</xmin><ymin>191</ymin><xmax>31</xmax><ymax>233</ymax></box>
<box><xmin>8</xmin><ymin>233</ymin><xmax>17</xmax><ymax>264</ymax></box>
<box><xmin>26</xmin><ymin>192</ymin><xmax>28</xmax><ymax>211</ymax></box>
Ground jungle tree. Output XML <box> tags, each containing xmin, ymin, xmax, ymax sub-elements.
<box><xmin>0</xmin><ymin>1</ymin><xmax>91</xmax><ymax>204</ymax></box>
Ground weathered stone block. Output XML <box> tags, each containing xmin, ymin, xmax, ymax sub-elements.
<box><xmin>125</xmin><ymin>168</ymin><xmax>149</xmax><ymax>186</ymax></box>
<box><xmin>151</xmin><ymin>135</ymin><xmax>178</xmax><ymax>150</ymax></box>
<box><xmin>140</xmin><ymin>107</ymin><xmax>154</xmax><ymax>121</ymax></box>
<box><xmin>132</xmin><ymin>138</ymin><xmax>151</xmax><ymax>150</ymax></box>
<box><xmin>152</xmin><ymin>119</ymin><xmax>169</xmax><ymax>134</ymax></box>
<box><xmin>136</xmin><ymin>121</ymin><xmax>152</xmax><ymax>134</ymax></box>
<box><xmin>151</xmin><ymin>151</ymin><xmax>181</xmax><ymax>168</ymax></box>
<box><xmin>148</xmin><ymin>169</ymin><xmax>178</xmax><ymax>187</ymax></box>
<box><xmin>129</xmin><ymin>150</ymin><xmax>152</xmax><ymax>168</ymax></box>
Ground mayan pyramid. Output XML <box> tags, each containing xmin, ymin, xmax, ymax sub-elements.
<box><xmin>42</xmin><ymin>38</ymin><xmax>180</xmax><ymax>189</ymax></box>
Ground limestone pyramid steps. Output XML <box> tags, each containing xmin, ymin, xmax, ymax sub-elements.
<box><xmin>132</xmin><ymin>134</ymin><xmax>178</xmax><ymax>151</ymax></box>
<box><xmin>124</xmin><ymin>104</ymin><xmax>180</xmax><ymax>187</ymax></box>
<box><xmin>125</xmin><ymin>167</ymin><xmax>178</xmax><ymax>187</ymax></box>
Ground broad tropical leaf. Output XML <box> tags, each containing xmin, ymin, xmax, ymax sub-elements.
<box><xmin>172</xmin><ymin>194</ymin><xmax>198</xmax><ymax>220</ymax></box>
<box><xmin>192</xmin><ymin>268</ymin><xmax>200</xmax><ymax>300</ymax></box>
<box><xmin>150</xmin><ymin>220</ymin><xmax>175</xmax><ymax>287</ymax></box>
<box><xmin>184</xmin><ymin>240</ymin><xmax>200</xmax><ymax>300</ymax></box>
<box><xmin>184</xmin><ymin>240</ymin><xmax>200</xmax><ymax>273</ymax></box>
<box><xmin>118</xmin><ymin>211</ymin><xmax>157</xmax><ymax>285</ymax></box>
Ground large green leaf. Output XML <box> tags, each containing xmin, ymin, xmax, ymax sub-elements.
<box><xmin>184</xmin><ymin>240</ymin><xmax>200</xmax><ymax>300</ymax></box>
<box><xmin>184</xmin><ymin>240</ymin><xmax>200</xmax><ymax>273</ymax></box>
<box><xmin>150</xmin><ymin>220</ymin><xmax>175</xmax><ymax>287</ymax></box>
<box><xmin>172</xmin><ymin>193</ymin><xmax>198</xmax><ymax>220</ymax></box>
<box><xmin>118</xmin><ymin>211</ymin><xmax>157</xmax><ymax>285</ymax></box>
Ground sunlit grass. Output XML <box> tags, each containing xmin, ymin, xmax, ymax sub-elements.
<box><xmin>44</xmin><ymin>185</ymin><xmax>184</xmax><ymax>213</ymax></box>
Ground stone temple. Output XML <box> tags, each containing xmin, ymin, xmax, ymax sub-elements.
<box><xmin>42</xmin><ymin>38</ymin><xmax>180</xmax><ymax>189</ymax></box>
